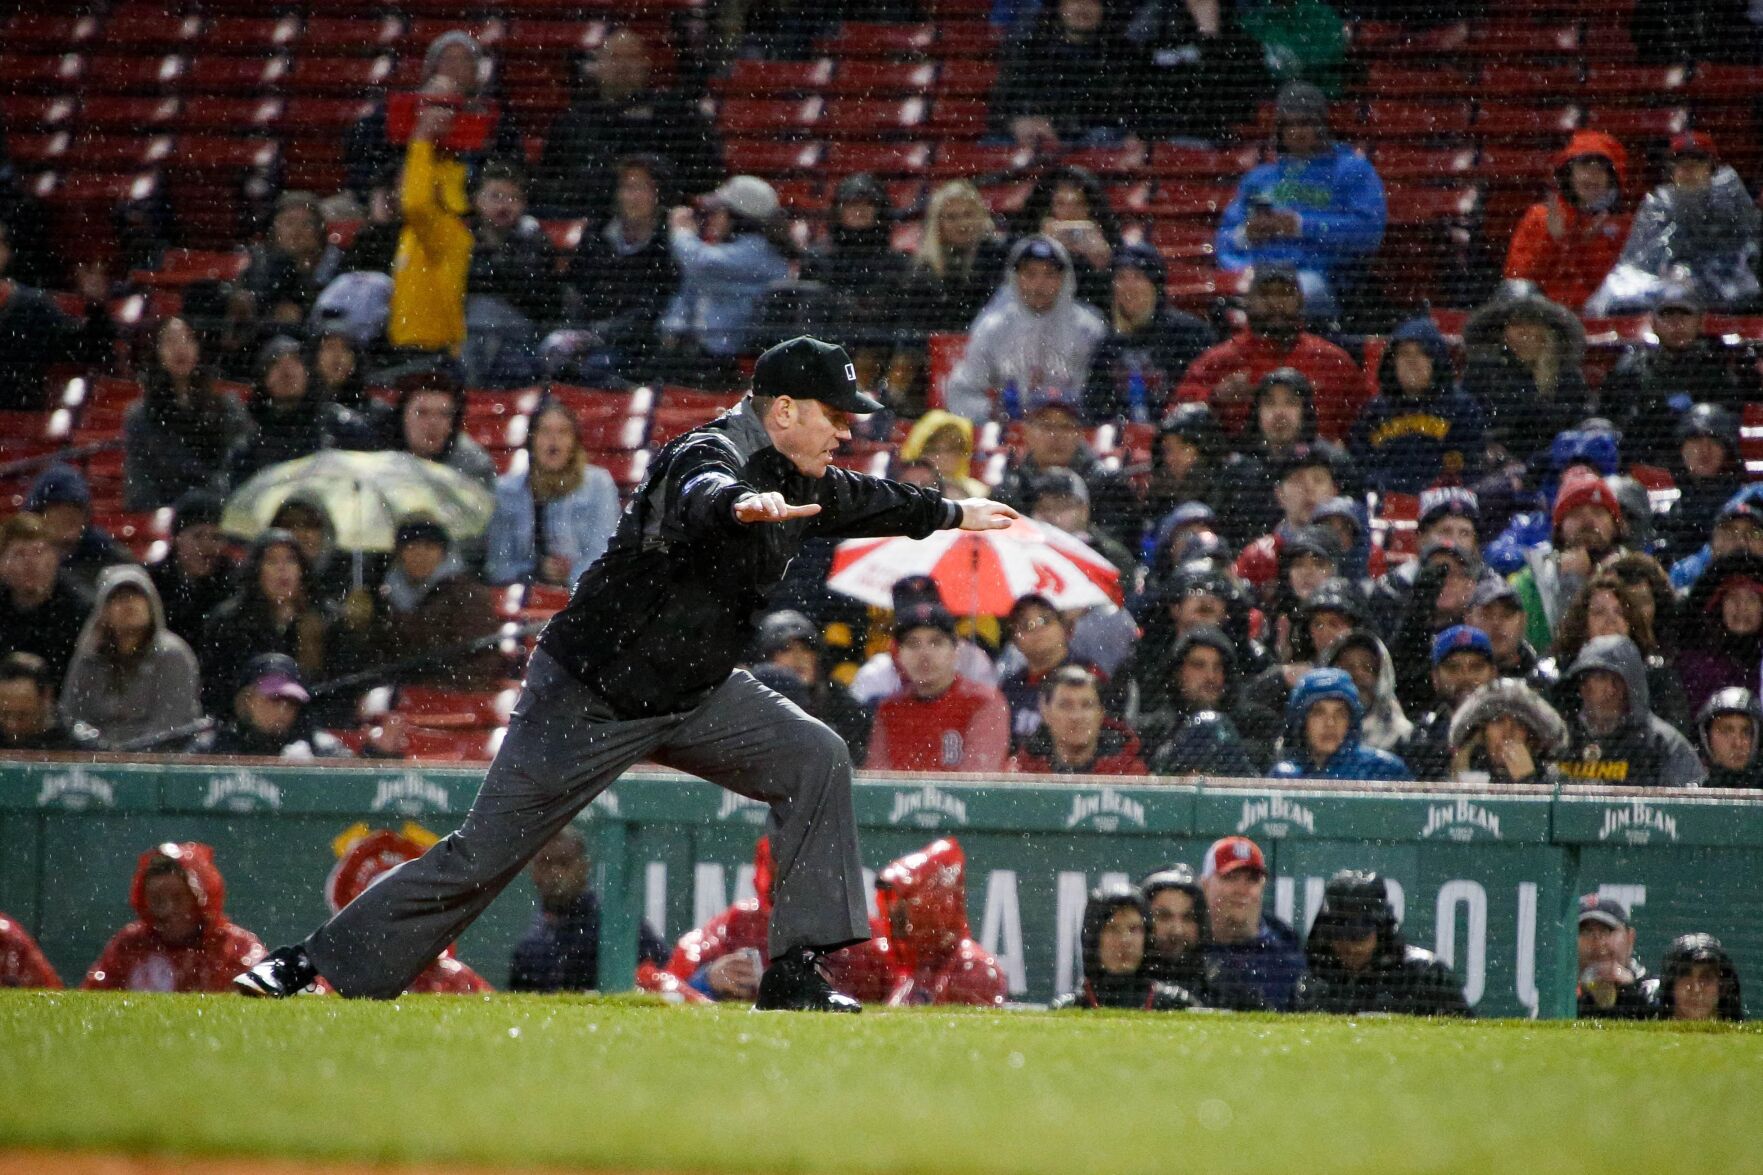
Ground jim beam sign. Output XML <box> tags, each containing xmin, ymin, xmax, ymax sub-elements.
<box><xmin>1235</xmin><ymin>794</ymin><xmax>1317</xmax><ymax>838</ymax></box>
<box><xmin>888</xmin><ymin>783</ymin><xmax>969</xmax><ymax>828</ymax></box>
<box><xmin>1065</xmin><ymin>788</ymin><xmax>1148</xmax><ymax>832</ymax></box>
<box><xmin>1419</xmin><ymin>798</ymin><xmax>1504</xmax><ymax>842</ymax></box>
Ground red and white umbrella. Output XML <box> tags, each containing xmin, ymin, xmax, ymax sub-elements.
<box><xmin>827</xmin><ymin>517</ymin><xmax>1122</xmax><ymax>615</ymax></box>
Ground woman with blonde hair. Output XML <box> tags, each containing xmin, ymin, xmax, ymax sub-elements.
<box><xmin>899</xmin><ymin>181</ymin><xmax>1008</xmax><ymax>334</ymax></box>
<box><xmin>484</xmin><ymin>397</ymin><xmax>621</xmax><ymax>587</ymax></box>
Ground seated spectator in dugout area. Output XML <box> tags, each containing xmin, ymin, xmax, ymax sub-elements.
<box><xmin>1294</xmin><ymin>871</ymin><xmax>1471</xmax><ymax>1017</ymax></box>
<box><xmin>1350</xmin><ymin>316</ymin><xmax>1486</xmax><ymax>497</ymax></box>
<box><xmin>1139</xmin><ymin>865</ymin><xmax>1210</xmax><ymax>1002</ymax></box>
<box><xmin>1576</xmin><ymin>894</ymin><xmax>1654</xmax><ymax>1020</ymax></box>
<box><xmin>1544</xmin><ymin>571</ymin><xmax>1692</xmax><ymax>736</ymax></box>
<box><xmin>59</xmin><ymin>566</ymin><xmax>201</xmax><ymax>751</ymax></box>
<box><xmin>385</xmin><ymin>368</ymin><xmax>497</xmax><ymax>490</ymax></box>
<box><xmin>1512</xmin><ymin>468</ymin><xmax>1629</xmax><ymax>654</ymax></box>
<box><xmin>1504</xmin><ymin>131</ymin><xmax>1632</xmax><ymax>312</ymax></box>
<box><xmin>1398</xmin><ymin>624</ymin><xmax>1499</xmax><ymax>781</ymax></box>
<box><xmin>484</xmin><ymin>398</ymin><xmax>621</xmax><ymax>588</ymax></box>
<box><xmin>1675</xmin><ymin>554</ymin><xmax>1763</xmax><ymax>719</ymax></box>
<box><xmin>326</xmin><ymin>827</ymin><xmax>492</xmax><ymax>995</ymax></box>
<box><xmin>1460</xmin><ymin>285</ymin><xmax>1590</xmax><ymax>466</ymax></box>
<box><xmin>1271</xmin><ymin>667</ymin><xmax>1412</xmax><ymax>781</ymax></box>
<box><xmin>0</xmin><ymin>512</ymin><xmax>91</xmax><ymax>686</ymax></box>
<box><xmin>1590</xmin><ymin>133</ymin><xmax>1761</xmax><ymax>317</ymax></box>
<box><xmin>1084</xmin><ymin>243</ymin><xmax>1217</xmax><ymax>426</ymax></box>
<box><xmin>1175</xmin><ymin>267</ymin><xmax>1365</xmax><ymax>444</ymax></box>
<box><xmin>83</xmin><ymin>842</ymin><xmax>266</xmax><ymax>993</ymax></box>
<box><xmin>1448</xmin><ymin>678</ymin><xmax>1568</xmax><ymax>786</ymax></box>
<box><xmin>839</xmin><ymin>838</ymin><xmax>1009</xmax><ymax>1007</ymax></box>
<box><xmin>1662</xmin><ymin>405</ymin><xmax>1747</xmax><ymax>562</ymax></box>
<box><xmin>1698</xmin><ymin>687</ymin><xmax>1763</xmax><ymax>789</ymax></box>
<box><xmin>1051</xmin><ymin>883</ymin><xmax>1194</xmax><ymax>1010</ymax></box>
<box><xmin>0</xmin><ymin>911</ymin><xmax>60</xmax><ymax>989</ymax></box>
<box><xmin>1009</xmin><ymin>665</ymin><xmax>1146</xmax><ymax>776</ymax></box>
<box><xmin>123</xmin><ymin>316</ymin><xmax>251</xmax><ymax>512</ymax></box>
<box><xmin>1215</xmin><ymin>82</ymin><xmax>1386</xmax><ymax>320</ymax></box>
<box><xmin>942</xmin><ymin>236</ymin><xmax>1107</xmax><ymax>427</ymax></box>
<box><xmin>898</xmin><ymin>410</ymin><xmax>990</xmax><ymax>500</ymax></box>
<box><xmin>747</xmin><ymin>609</ymin><xmax>872</xmax><ymax>764</ymax></box>
<box><xmin>463</xmin><ymin>162</ymin><xmax>560</xmax><ymax>389</ymax></box>
<box><xmin>1604</xmin><ymin>293</ymin><xmax>1756</xmax><ymax>468</ymax></box>
<box><xmin>149</xmin><ymin>492</ymin><xmax>235</xmax><ymax>653</ymax></box>
<box><xmin>510</xmin><ymin>826</ymin><xmax>670</xmax><ymax>994</ymax></box>
<box><xmin>1198</xmin><ymin>836</ymin><xmax>1305</xmax><ymax>1011</ymax></box>
<box><xmin>992</xmin><ymin>385</ymin><xmax>1138</xmax><ymax>547</ymax></box>
<box><xmin>24</xmin><ymin>463</ymin><xmax>132</xmax><ymax>596</ymax></box>
<box><xmin>0</xmin><ymin>652</ymin><xmax>99</xmax><ymax>753</ymax></box>
<box><xmin>1553</xmin><ymin>635</ymin><xmax>1705</xmax><ymax>788</ymax></box>
<box><xmin>865</xmin><ymin>601</ymin><xmax>1011</xmax><ymax>774</ymax></box>
<box><xmin>190</xmin><ymin>653</ymin><xmax>359</xmax><ymax>759</ymax></box>
<box><xmin>1653</xmin><ymin>934</ymin><xmax>1746</xmax><ymax>1023</ymax></box>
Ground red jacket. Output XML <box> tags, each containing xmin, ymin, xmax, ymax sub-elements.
<box><xmin>327</xmin><ymin>828</ymin><xmax>494</xmax><ymax>994</ymax></box>
<box><xmin>872</xmin><ymin>838</ymin><xmax>1008</xmax><ymax>1007</ymax></box>
<box><xmin>1504</xmin><ymin>130</ymin><xmax>1632</xmax><ymax>311</ymax></box>
<box><xmin>665</xmin><ymin>835</ymin><xmax>775</xmax><ymax>986</ymax></box>
<box><xmin>866</xmin><ymin>678</ymin><xmax>1011</xmax><ymax>773</ymax></box>
<box><xmin>1008</xmin><ymin>723</ymin><xmax>1148</xmax><ymax>776</ymax></box>
<box><xmin>0</xmin><ymin>913</ymin><xmax>61</xmax><ymax>989</ymax></box>
<box><xmin>83</xmin><ymin>842</ymin><xmax>266</xmax><ymax>993</ymax></box>
<box><xmin>1174</xmin><ymin>330</ymin><xmax>1367</xmax><ymax>441</ymax></box>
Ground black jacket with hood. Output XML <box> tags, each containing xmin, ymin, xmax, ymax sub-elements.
<box><xmin>1293</xmin><ymin>872</ymin><xmax>1471</xmax><ymax>1017</ymax></box>
<box><xmin>1553</xmin><ymin>635</ymin><xmax>1705</xmax><ymax>788</ymax></box>
<box><xmin>1050</xmin><ymin>884</ymin><xmax>1194</xmax><ymax>1010</ymax></box>
<box><xmin>1651</xmin><ymin>933</ymin><xmax>1745</xmax><ymax>1021</ymax></box>
<box><xmin>538</xmin><ymin>400</ymin><xmax>959</xmax><ymax>719</ymax></box>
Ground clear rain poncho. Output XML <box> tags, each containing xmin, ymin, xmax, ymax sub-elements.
<box><xmin>1588</xmin><ymin>166</ymin><xmax>1762</xmax><ymax>315</ymax></box>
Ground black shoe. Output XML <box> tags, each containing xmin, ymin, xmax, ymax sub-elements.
<box><xmin>233</xmin><ymin>945</ymin><xmax>319</xmax><ymax>998</ymax></box>
<box><xmin>754</xmin><ymin>948</ymin><xmax>862</xmax><ymax>1012</ymax></box>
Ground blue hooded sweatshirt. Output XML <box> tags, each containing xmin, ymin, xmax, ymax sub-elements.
<box><xmin>1271</xmin><ymin>667</ymin><xmax>1412</xmax><ymax>781</ymax></box>
<box><xmin>1350</xmin><ymin>318</ymin><xmax>1487</xmax><ymax>496</ymax></box>
<box><xmin>1216</xmin><ymin>143</ymin><xmax>1387</xmax><ymax>281</ymax></box>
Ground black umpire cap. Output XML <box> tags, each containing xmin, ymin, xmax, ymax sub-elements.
<box><xmin>752</xmin><ymin>336</ymin><xmax>885</xmax><ymax>414</ymax></box>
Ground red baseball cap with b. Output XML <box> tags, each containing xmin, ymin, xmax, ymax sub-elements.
<box><xmin>1201</xmin><ymin>835</ymin><xmax>1267</xmax><ymax>879</ymax></box>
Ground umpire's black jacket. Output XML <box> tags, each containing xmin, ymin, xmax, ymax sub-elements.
<box><xmin>539</xmin><ymin>399</ymin><xmax>960</xmax><ymax>719</ymax></box>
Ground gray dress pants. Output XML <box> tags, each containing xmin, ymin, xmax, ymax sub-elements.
<box><xmin>306</xmin><ymin>649</ymin><xmax>870</xmax><ymax>998</ymax></box>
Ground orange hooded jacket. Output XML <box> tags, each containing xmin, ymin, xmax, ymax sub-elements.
<box><xmin>83</xmin><ymin>842</ymin><xmax>265</xmax><ymax>993</ymax></box>
<box><xmin>1504</xmin><ymin>130</ymin><xmax>1633</xmax><ymax>310</ymax></box>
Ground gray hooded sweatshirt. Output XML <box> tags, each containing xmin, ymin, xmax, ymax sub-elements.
<box><xmin>1554</xmin><ymin>635</ymin><xmax>1704</xmax><ymax>788</ymax></box>
<box><xmin>60</xmin><ymin>564</ymin><xmax>203</xmax><ymax>749</ymax></box>
<box><xmin>943</xmin><ymin>235</ymin><xmax>1107</xmax><ymax>423</ymax></box>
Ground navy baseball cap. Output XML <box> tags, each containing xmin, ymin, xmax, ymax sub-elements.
<box><xmin>1578</xmin><ymin>894</ymin><xmax>1631</xmax><ymax>931</ymax></box>
<box><xmin>1432</xmin><ymin>624</ymin><xmax>1494</xmax><ymax>667</ymax></box>
<box><xmin>895</xmin><ymin>601</ymin><xmax>958</xmax><ymax>639</ymax></box>
<box><xmin>1013</xmin><ymin>235</ymin><xmax>1066</xmax><ymax>269</ymax></box>
<box><xmin>752</xmin><ymin>336</ymin><xmax>884</xmax><ymax>414</ymax></box>
<box><xmin>1469</xmin><ymin>577</ymin><xmax>1522</xmax><ymax>612</ymax></box>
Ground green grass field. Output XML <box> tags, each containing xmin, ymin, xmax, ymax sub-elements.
<box><xmin>3</xmin><ymin>991</ymin><xmax>1760</xmax><ymax>1174</ymax></box>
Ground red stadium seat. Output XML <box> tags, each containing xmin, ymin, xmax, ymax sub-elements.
<box><xmin>1583</xmin><ymin>106</ymin><xmax>1688</xmax><ymax>140</ymax></box>
<box><xmin>593</xmin><ymin>449</ymin><xmax>651</xmax><ymax>491</ymax></box>
<box><xmin>1357</xmin><ymin>63</ymin><xmax>1474</xmax><ymax>99</ymax></box>
<box><xmin>928</xmin><ymin>141</ymin><xmax>1031</xmax><ymax>180</ymax></box>
<box><xmin>1582</xmin><ymin>65</ymin><xmax>1687</xmax><ymax>103</ymax></box>
<box><xmin>0</xmin><ymin>53</ymin><xmax>85</xmax><ymax>92</ymax></box>
<box><xmin>79</xmin><ymin>54</ymin><xmax>184</xmax><ymax>94</ymax></box>
<box><xmin>1061</xmin><ymin>143</ymin><xmax>1147</xmax><ymax>177</ymax></box>
<box><xmin>78</xmin><ymin>97</ymin><xmax>183</xmax><ymax>132</ymax></box>
<box><xmin>773</xmin><ymin>180</ymin><xmax>829</xmax><ymax>215</ymax></box>
<box><xmin>296</xmin><ymin>16</ymin><xmax>406</xmax><ymax>54</ymax></box>
<box><xmin>1474</xmin><ymin>104</ymin><xmax>1581</xmax><ymax>141</ymax></box>
<box><xmin>934</xmin><ymin>60</ymin><xmax>999</xmax><ymax>96</ymax></box>
<box><xmin>280</xmin><ymin>97</ymin><xmax>375</xmax><ymax>134</ymax></box>
<box><xmin>716</xmin><ymin>98</ymin><xmax>823</xmax><ymax>135</ymax></box>
<box><xmin>721</xmin><ymin>139</ymin><xmax>825</xmax><ymax>177</ymax></box>
<box><xmin>3</xmin><ymin>14</ymin><xmax>99</xmax><ymax>53</ymax></box>
<box><xmin>712</xmin><ymin>59</ymin><xmax>833</xmax><ymax>98</ymax></box>
<box><xmin>175</xmin><ymin>97</ymin><xmax>284</xmax><ymax>133</ymax></box>
<box><xmin>1146</xmin><ymin>183</ymin><xmax>1237</xmax><ymax>220</ymax></box>
<box><xmin>927</xmin><ymin>99</ymin><xmax>987</xmax><ymax>137</ymax></box>
<box><xmin>0</xmin><ymin>96</ymin><xmax>76</xmax><ymax>132</ymax></box>
<box><xmin>284</xmin><ymin>55</ymin><xmax>392</xmax><ymax>96</ymax></box>
<box><xmin>825</xmin><ymin>60</ymin><xmax>936</xmax><ymax>96</ymax></box>
<box><xmin>816</xmin><ymin>23</ymin><xmax>935</xmax><ymax>58</ymax></box>
<box><xmin>1372</xmin><ymin>145</ymin><xmax>1475</xmax><ymax>184</ymax></box>
<box><xmin>821</xmin><ymin>98</ymin><xmax>929</xmax><ymax>137</ymax></box>
<box><xmin>825</xmin><ymin>141</ymin><xmax>931</xmax><ymax>176</ymax></box>
<box><xmin>102</xmin><ymin>9</ymin><xmax>200</xmax><ymax>53</ymax></box>
<box><xmin>1477</xmin><ymin>63</ymin><xmax>1583</xmax><ymax>100</ymax></box>
<box><xmin>935</xmin><ymin>23</ymin><xmax>1001</xmax><ymax>57</ymax></box>
<box><xmin>1348</xmin><ymin>20</ymin><xmax>1470</xmax><ymax>59</ymax></box>
<box><xmin>1146</xmin><ymin>222</ymin><xmax>1216</xmax><ymax>262</ymax></box>
<box><xmin>1359</xmin><ymin>101</ymin><xmax>1474</xmax><ymax>140</ymax></box>
<box><xmin>1463</xmin><ymin>21</ymin><xmax>1579</xmax><ymax>58</ymax></box>
<box><xmin>1147</xmin><ymin>143</ymin><xmax>1260</xmax><ymax>180</ymax></box>
<box><xmin>181</xmin><ymin>55</ymin><xmax>291</xmax><ymax>95</ymax></box>
<box><xmin>203</xmin><ymin>17</ymin><xmax>300</xmax><ymax>55</ymax></box>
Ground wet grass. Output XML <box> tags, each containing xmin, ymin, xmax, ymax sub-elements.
<box><xmin>2</xmin><ymin>991</ymin><xmax>1759</xmax><ymax>1174</ymax></box>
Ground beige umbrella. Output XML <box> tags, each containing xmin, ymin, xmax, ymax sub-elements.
<box><xmin>221</xmin><ymin>450</ymin><xmax>495</xmax><ymax>553</ymax></box>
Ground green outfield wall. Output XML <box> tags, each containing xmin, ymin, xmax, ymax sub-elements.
<box><xmin>4</xmin><ymin>757</ymin><xmax>1760</xmax><ymax>1017</ymax></box>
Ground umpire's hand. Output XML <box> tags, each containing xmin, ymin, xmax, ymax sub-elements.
<box><xmin>955</xmin><ymin>499</ymin><xmax>1021</xmax><ymax>531</ymax></box>
<box><xmin>733</xmin><ymin>492</ymin><xmax>823</xmax><ymax>524</ymax></box>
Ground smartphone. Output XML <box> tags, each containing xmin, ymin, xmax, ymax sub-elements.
<box><xmin>385</xmin><ymin>92</ymin><xmax>501</xmax><ymax>153</ymax></box>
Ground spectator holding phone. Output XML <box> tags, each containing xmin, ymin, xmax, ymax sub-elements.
<box><xmin>388</xmin><ymin>69</ymin><xmax>475</xmax><ymax>358</ymax></box>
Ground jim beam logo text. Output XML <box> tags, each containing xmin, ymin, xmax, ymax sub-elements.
<box><xmin>717</xmin><ymin>791</ymin><xmax>769</xmax><ymax>824</ymax></box>
<box><xmin>1235</xmin><ymin>794</ymin><xmax>1317</xmax><ymax>837</ymax></box>
<box><xmin>36</xmin><ymin>766</ymin><xmax>117</xmax><ymax>810</ymax></box>
<box><xmin>202</xmin><ymin>770</ymin><xmax>283</xmax><ymax>812</ymax></box>
<box><xmin>370</xmin><ymin>772</ymin><xmax>451</xmax><ymax>815</ymax></box>
<box><xmin>888</xmin><ymin>784</ymin><xmax>969</xmax><ymax>828</ymax></box>
<box><xmin>1419</xmin><ymin>798</ymin><xmax>1504</xmax><ymax>842</ymax></box>
<box><xmin>1598</xmin><ymin>799</ymin><xmax>1680</xmax><ymax>845</ymax></box>
<box><xmin>1065</xmin><ymin>787</ymin><xmax>1148</xmax><ymax>831</ymax></box>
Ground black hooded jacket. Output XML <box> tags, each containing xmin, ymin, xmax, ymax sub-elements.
<box><xmin>1139</xmin><ymin>867</ymin><xmax>1212</xmax><ymax>999</ymax></box>
<box><xmin>197</xmin><ymin>530</ymin><xmax>344</xmax><ymax>718</ymax></box>
<box><xmin>538</xmin><ymin>401</ymin><xmax>959</xmax><ymax>718</ymax></box>
<box><xmin>1051</xmin><ymin>885</ymin><xmax>1194</xmax><ymax>1010</ymax></box>
<box><xmin>1651</xmin><ymin>933</ymin><xmax>1745</xmax><ymax>1022</ymax></box>
<box><xmin>1293</xmin><ymin>872</ymin><xmax>1471</xmax><ymax>1017</ymax></box>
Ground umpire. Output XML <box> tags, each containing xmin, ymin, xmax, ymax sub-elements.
<box><xmin>237</xmin><ymin>337</ymin><xmax>1018</xmax><ymax>1010</ymax></box>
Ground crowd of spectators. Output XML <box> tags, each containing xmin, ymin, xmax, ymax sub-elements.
<box><xmin>4</xmin><ymin>831</ymin><xmax>1737</xmax><ymax>1024</ymax></box>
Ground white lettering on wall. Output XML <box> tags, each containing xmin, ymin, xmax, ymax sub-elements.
<box><xmin>980</xmin><ymin>870</ymin><xmax>1027</xmax><ymax>995</ymax></box>
<box><xmin>1054</xmin><ymin>871</ymin><xmax>1089</xmax><ymax>996</ymax></box>
<box><xmin>1273</xmin><ymin>875</ymin><xmax>1296</xmax><ymax>926</ymax></box>
<box><xmin>1598</xmin><ymin>883</ymin><xmax>1647</xmax><ymax>917</ymax></box>
<box><xmin>693</xmin><ymin>863</ymin><xmax>727</xmax><ymax>931</ymax></box>
<box><xmin>1435</xmin><ymin>880</ymin><xmax>1488</xmax><ymax>1006</ymax></box>
<box><xmin>645</xmin><ymin>862</ymin><xmax>668</xmax><ymax>939</ymax></box>
<box><xmin>1515</xmin><ymin>882</ymin><xmax>1539</xmax><ymax>1018</ymax></box>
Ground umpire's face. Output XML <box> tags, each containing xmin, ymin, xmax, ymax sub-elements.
<box><xmin>771</xmin><ymin>398</ymin><xmax>854</xmax><ymax>478</ymax></box>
